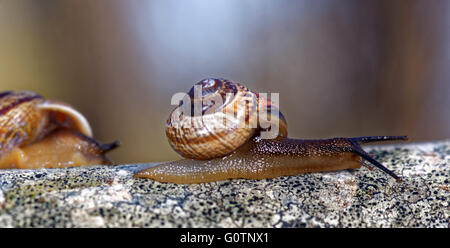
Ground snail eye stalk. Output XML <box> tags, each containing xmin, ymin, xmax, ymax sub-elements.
<box><xmin>100</xmin><ymin>141</ymin><xmax>120</xmax><ymax>153</ymax></box>
<box><xmin>348</xmin><ymin>136</ymin><xmax>407</xmax><ymax>182</ymax></box>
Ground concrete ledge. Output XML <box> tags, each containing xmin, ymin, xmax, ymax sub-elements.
<box><xmin>0</xmin><ymin>141</ymin><xmax>448</xmax><ymax>227</ymax></box>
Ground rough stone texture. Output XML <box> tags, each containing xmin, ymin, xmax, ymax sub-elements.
<box><xmin>0</xmin><ymin>141</ymin><xmax>448</xmax><ymax>228</ymax></box>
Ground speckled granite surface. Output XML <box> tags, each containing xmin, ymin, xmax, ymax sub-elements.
<box><xmin>0</xmin><ymin>141</ymin><xmax>448</xmax><ymax>227</ymax></box>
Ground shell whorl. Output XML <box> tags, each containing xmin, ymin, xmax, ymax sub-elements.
<box><xmin>0</xmin><ymin>91</ymin><xmax>46</xmax><ymax>152</ymax></box>
<box><xmin>0</xmin><ymin>91</ymin><xmax>93</xmax><ymax>155</ymax></box>
<box><xmin>166</xmin><ymin>78</ymin><xmax>288</xmax><ymax>160</ymax></box>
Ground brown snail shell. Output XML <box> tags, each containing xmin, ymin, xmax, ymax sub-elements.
<box><xmin>165</xmin><ymin>78</ymin><xmax>287</xmax><ymax>160</ymax></box>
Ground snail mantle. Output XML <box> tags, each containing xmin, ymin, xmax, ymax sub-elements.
<box><xmin>0</xmin><ymin>140</ymin><xmax>448</xmax><ymax>228</ymax></box>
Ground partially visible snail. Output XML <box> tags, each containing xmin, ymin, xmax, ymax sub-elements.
<box><xmin>0</xmin><ymin>91</ymin><xmax>118</xmax><ymax>169</ymax></box>
<box><xmin>134</xmin><ymin>78</ymin><xmax>407</xmax><ymax>184</ymax></box>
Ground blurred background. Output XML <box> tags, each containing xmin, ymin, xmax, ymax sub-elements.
<box><xmin>0</xmin><ymin>0</ymin><xmax>449</xmax><ymax>163</ymax></box>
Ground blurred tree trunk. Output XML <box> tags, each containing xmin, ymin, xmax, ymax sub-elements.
<box><xmin>373</xmin><ymin>0</ymin><xmax>446</xmax><ymax>139</ymax></box>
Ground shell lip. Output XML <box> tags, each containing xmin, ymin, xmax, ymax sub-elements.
<box><xmin>37</xmin><ymin>100</ymin><xmax>93</xmax><ymax>137</ymax></box>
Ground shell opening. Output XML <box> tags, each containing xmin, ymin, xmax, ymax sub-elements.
<box><xmin>37</xmin><ymin>101</ymin><xmax>93</xmax><ymax>137</ymax></box>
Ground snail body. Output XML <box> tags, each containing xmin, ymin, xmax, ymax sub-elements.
<box><xmin>0</xmin><ymin>91</ymin><xmax>117</xmax><ymax>169</ymax></box>
<box><xmin>134</xmin><ymin>137</ymin><xmax>363</xmax><ymax>184</ymax></box>
<box><xmin>135</xmin><ymin>78</ymin><xmax>407</xmax><ymax>184</ymax></box>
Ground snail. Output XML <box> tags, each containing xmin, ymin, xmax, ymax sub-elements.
<box><xmin>0</xmin><ymin>91</ymin><xmax>118</xmax><ymax>169</ymax></box>
<box><xmin>134</xmin><ymin>78</ymin><xmax>407</xmax><ymax>184</ymax></box>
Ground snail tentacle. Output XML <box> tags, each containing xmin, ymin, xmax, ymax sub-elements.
<box><xmin>100</xmin><ymin>140</ymin><xmax>121</xmax><ymax>153</ymax></box>
<box><xmin>349</xmin><ymin>136</ymin><xmax>408</xmax><ymax>144</ymax></box>
<box><xmin>347</xmin><ymin>138</ymin><xmax>403</xmax><ymax>182</ymax></box>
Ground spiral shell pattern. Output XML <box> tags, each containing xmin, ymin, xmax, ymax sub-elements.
<box><xmin>0</xmin><ymin>91</ymin><xmax>48</xmax><ymax>154</ymax></box>
<box><xmin>166</xmin><ymin>78</ymin><xmax>288</xmax><ymax>159</ymax></box>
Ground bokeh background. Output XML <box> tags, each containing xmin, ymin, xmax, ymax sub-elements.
<box><xmin>1</xmin><ymin>0</ymin><xmax>449</xmax><ymax>163</ymax></box>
